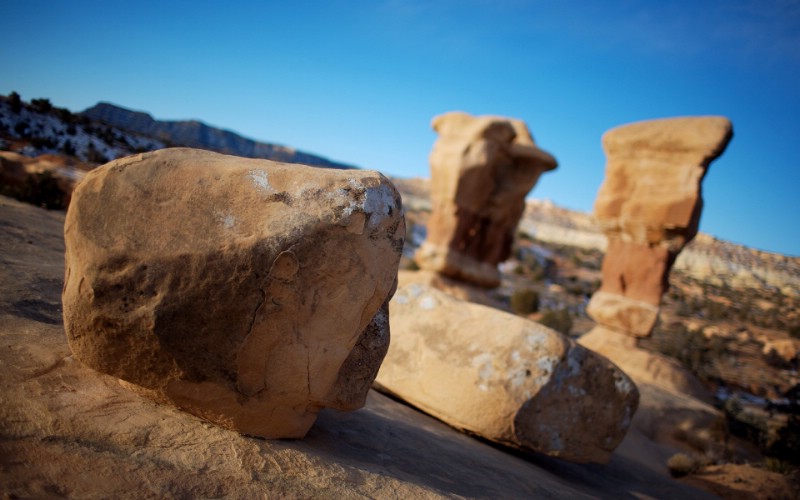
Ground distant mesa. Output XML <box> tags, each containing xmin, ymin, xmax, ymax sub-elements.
<box><xmin>81</xmin><ymin>102</ymin><xmax>355</xmax><ymax>169</ymax></box>
<box><xmin>414</xmin><ymin>111</ymin><xmax>557</xmax><ymax>288</ymax></box>
<box><xmin>62</xmin><ymin>148</ymin><xmax>403</xmax><ymax>438</ymax></box>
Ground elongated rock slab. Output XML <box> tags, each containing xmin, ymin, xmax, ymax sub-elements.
<box><xmin>375</xmin><ymin>282</ymin><xmax>639</xmax><ymax>463</ymax></box>
<box><xmin>63</xmin><ymin>148</ymin><xmax>405</xmax><ymax>438</ymax></box>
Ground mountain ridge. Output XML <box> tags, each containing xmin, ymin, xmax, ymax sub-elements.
<box><xmin>81</xmin><ymin>102</ymin><xmax>354</xmax><ymax>169</ymax></box>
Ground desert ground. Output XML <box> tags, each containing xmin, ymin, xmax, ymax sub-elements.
<box><xmin>2</xmin><ymin>190</ymin><xmax>797</xmax><ymax>498</ymax></box>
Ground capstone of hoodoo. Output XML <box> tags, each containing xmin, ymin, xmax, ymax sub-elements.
<box><xmin>62</xmin><ymin>148</ymin><xmax>405</xmax><ymax>438</ymax></box>
<box><xmin>586</xmin><ymin>116</ymin><xmax>733</xmax><ymax>336</ymax></box>
<box><xmin>374</xmin><ymin>282</ymin><xmax>639</xmax><ymax>464</ymax></box>
<box><xmin>414</xmin><ymin>112</ymin><xmax>557</xmax><ymax>288</ymax></box>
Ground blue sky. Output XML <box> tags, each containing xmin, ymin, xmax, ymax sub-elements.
<box><xmin>2</xmin><ymin>0</ymin><xmax>799</xmax><ymax>256</ymax></box>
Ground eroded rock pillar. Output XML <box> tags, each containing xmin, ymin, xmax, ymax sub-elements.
<box><xmin>414</xmin><ymin>112</ymin><xmax>557</xmax><ymax>288</ymax></box>
<box><xmin>586</xmin><ymin>116</ymin><xmax>733</xmax><ymax>337</ymax></box>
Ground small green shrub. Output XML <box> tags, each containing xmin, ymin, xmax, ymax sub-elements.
<box><xmin>539</xmin><ymin>308</ymin><xmax>572</xmax><ymax>335</ymax></box>
<box><xmin>666</xmin><ymin>453</ymin><xmax>700</xmax><ymax>477</ymax></box>
<box><xmin>511</xmin><ymin>289</ymin><xmax>539</xmax><ymax>315</ymax></box>
<box><xmin>763</xmin><ymin>457</ymin><xmax>796</xmax><ymax>475</ymax></box>
<box><xmin>1</xmin><ymin>171</ymin><xmax>66</xmax><ymax>210</ymax></box>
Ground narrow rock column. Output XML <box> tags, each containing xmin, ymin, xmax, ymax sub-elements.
<box><xmin>414</xmin><ymin>112</ymin><xmax>557</xmax><ymax>288</ymax></box>
<box><xmin>586</xmin><ymin>116</ymin><xmax>733</xmax><ymax>337</ymax></box>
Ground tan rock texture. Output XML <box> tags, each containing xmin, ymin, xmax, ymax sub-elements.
<box><xmin>579</xmin><ymin>327</ymin><xmax>712</xmax><ymax>401</ymax></box>
<box><xmin>587</xmin><ymin>116</ymin><xmax>733</xmax><ymax>336</ymax></box>
<box><xmin>1</xmin><ymin>194</ymin><xmax>719</xmax><ymax>500</ymax></box>
<box><xmin>375</xmin><ymin>283</ymin><xmax>639</xmax><ymax>464</ymax></box>
<box><xmin>415</xmin><ymin>111</ymin><xmax>557</xmax><ymax>287</ymax></box>
<box><xmin>62</xmin><ymin>148</ymin><xmax>405</xmax><ymax>439</ymax></box>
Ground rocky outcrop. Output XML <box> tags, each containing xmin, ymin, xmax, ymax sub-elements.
<box><xmin>62</xmin><ymin>148</ymin><xmax>404</xmax><ymax>439</ymax></box>
<box><xmin>587</xmin><ymin>116</ymin><xmax>733</xmax><ymax>337</ymax></box>
<box><xmin>82</xmin><ymin>102</ymin><xmax>354</xmax><ymax>169</ymax></box>
<box><xmin>375</xmin><ymin>282</ymin><xmax>639</xmax><ymax>464</ymax></box>
<box><xmin>414</xmin><ymin>112</ymin><xmax>557</xmax><ymax>287</ymax></box>
<box><xmin>2</xmin><ymin>193</ymin><xmax>719</xmax><ymax>500</ymax></box>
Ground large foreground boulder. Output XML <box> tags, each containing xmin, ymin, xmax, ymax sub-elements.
<box><xmin>375</xmin><ymin>281</ymin><xmax>639</xmax><ymax>464</ymax></box>
<box><xmin>62</xmin><ymin>148</ymin><xmax>405</xmax><ymax>438</ymax></box>
<box><xmin>414</xmin><ymin>112</ymin><xmax>557</xmax><ymax>287</ymax></box>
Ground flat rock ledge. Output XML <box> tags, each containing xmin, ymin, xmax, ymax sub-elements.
<box><xmin>375</xmin><ymin>281</ymin><xmax>640</xmax><ymax>464</ymax></box>
<box><xmin>62</xmin><ymin>148</ymin><xmax>405</xmax><ymax>439</ymax></box>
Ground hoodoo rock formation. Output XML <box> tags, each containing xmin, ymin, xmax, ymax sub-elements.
<box><xmin>62</xmin><ymin>148</ymin><xmax>405</xmax><ymax>439</ymax></box>
<box><xmin>375</xmin><ymin>277</ymin><xmax>639</xmax><ymax>464</ymax></box>
<box><xmin>414</xmin><ymin>112</ymin><xmax>557</xmax><ymax>288</ymax></box>
<box><xmin>580</xmin><ymin>117</ymin><xmax>733</xmax><ymax>440</ymax></box>
<box><xmin>586</xmin><ymin>116</ymin><xmax>733</xmax><ymax>337</ymax></box>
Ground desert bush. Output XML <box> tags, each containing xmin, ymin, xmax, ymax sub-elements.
<box><xmin>61</xmin><ymin>139</ymin><xmax>76</xmax><ymax>156</ymax></box>
<box><xmin>666</xmin><ymin>453</ymin><xmax>701</xmax><ymax>477</ymax></box>
<box><xmin>400</xmin><ymin>257</ymin><xmax>420</xmax><ymax>271</ymax></box>
<box><xmin>14</xmin><ymin>120</ymin><xmax>29</xmax><ymax>137</ymax></box>
<box><xmin>763</xmin><ymin>457</ymin><xmax>796</xmax><ymax>475</ymax></box>
<box><xmin>1</xmin><ymin>171</ymin><xmax>66</xmax><ymax>210</ymax></box>
<box><xmin>7</xmin><ymin>91</ymin><xmax>22</xmax><ymax>113</ymax></box>
<box><xmin>511</xmin><ymin>289</ymin><xmax>539</xmax><ymax>315</ymax></box>
<box><xmin>539</xmin><ymin>308</ymin><xmax>572</xmax><ymax>335</ymax></box>
<box><xmin>30</xmin><ymin>136</ymin><xmax>56</xmax><ymax>150</ymax></box>
<box><xmin>86</xmin><ymin>142</ymin><xmax>108</xmax><ymax>164</ymax></box>
<box><xmin>30</xmin><ymin>98</ymin><xmax>52</xmax><ymax>113</ymax></box>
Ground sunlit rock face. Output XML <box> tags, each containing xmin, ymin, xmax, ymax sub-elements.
<box><xmin>375</xmin><ymin>281</ymin><xmax>639</xmax><ymax>464</ymax></box>
<box><xmin>587</xmin><ymin>116</ymin><xmax>733</xmax><ymax>337</ymax></box>
<box><xmin>63</xmin><ymin>148</ymin><xmax>404</xmax><ymax>438</ymax></box>
<box><xmin>414</xmin><ymin>111</ymin><xmax>557</xmax><ymax>288</ymax></box>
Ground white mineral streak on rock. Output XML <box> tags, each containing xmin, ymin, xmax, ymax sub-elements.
<box><xmin>247</xmin><ymin>169</ymin><xmax>272</xmax><ymax>192</ymax></box>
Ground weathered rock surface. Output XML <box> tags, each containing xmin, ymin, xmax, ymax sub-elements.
<box><xmin>1</xmin><ymin>194</ymin><xmax>719</xmax><ymax>500</ymax></box>
<box><xmin>375</xmin><ymin>281</ymin><xmax>639</xmax><ymax>464</ymax></box>
<box><xmin>62</xmin><ymin>148</ymin><xmax>404</xmax><ymax>439</ymax></box>
<box><xmin>587</xmin><ymin>116</ymin><xmax>733</xmax><ymax>337</ymax></box>
<box><xmin>414</xmin><ymin>111</ymin><xmax>557</xmax><ymax>287</ymax></box>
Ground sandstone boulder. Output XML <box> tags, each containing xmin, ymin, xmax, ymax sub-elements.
<box><xmin>414</xmin><ymin>111</ymin><xmax>557</xmax><ymax>287</ymax></box>
<box><xmin>62</xmin><ymin>148</ymin><xmax>405</xmax><ymax>439</ymax></box>
<box><xmin>587</xmin><ymin>116</ymin><xmax>732</xmax><ymax>337</ymax></box>
<box><xmin>375</xmin><ymin>283</ymin><xmax>639</xmax><ymax>463</ymax></box>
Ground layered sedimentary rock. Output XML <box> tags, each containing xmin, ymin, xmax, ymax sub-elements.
<box><xmin>62</xmin><ymin>148</ymin><xmax>404</xmax><ymax>438</ymax></box>
<box><xmin>375</xmin><ymin>282</ymin><xmax>639</xmax><ymax>464</ymax></box>
<box><xmin>414</xmin><ymin>112</ymin><xmax>557</xmax><ymax>287</ymax></box>
<box><xmin>587</xmin><ymin>117</ymin><xmax>733</xmax><ymax>336</ymax></box>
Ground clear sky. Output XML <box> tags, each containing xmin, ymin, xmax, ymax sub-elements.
<box><xmin>2</xmin><ymin>0</ymin><xmax>799</xmax><ymax>256</ymax></box>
